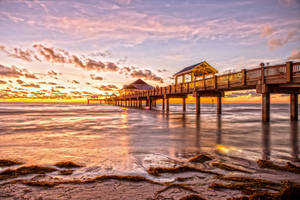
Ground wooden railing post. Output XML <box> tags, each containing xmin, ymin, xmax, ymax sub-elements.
<box><xmin>286</xmin><ymin>61</ymin><xmax>293</xmax><ymax>83</ymax></box>
<box><xmin>242</xmin><ymin>69</ymin><xmax>246</xmax><ymax>86</ymax></box>
<box><xmin>261</xmin><ymin>65</ymin><xmax>265</xmax><ymax>85</ymax></box>
<box><xmin>214</xmin><ymin>75</ymin><xmax>218</xmax><ymax>89</ymax></box>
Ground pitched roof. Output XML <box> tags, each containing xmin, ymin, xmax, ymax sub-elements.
<box><xmin>173</xmin><ymin>61</ymin><xmax>218</xmax><ymax>77</ymax></box>
<box><xmin>174</xmin><ymin>62</ymin><xmax>204</xmax><ymax>76</ymax></box>
<box><xmin>123</xmin><ymin>79</ymin><xmax>154</xmax><ymax>90</ymax></box>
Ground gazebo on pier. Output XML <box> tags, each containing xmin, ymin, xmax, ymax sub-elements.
<box><xmin>173</xmin><ymin>61</ymin><xmax>218</xmax><ymax>85</ymax></box>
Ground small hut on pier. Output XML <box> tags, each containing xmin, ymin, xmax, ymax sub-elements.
<box><xmin>173</xmin><ymin>61</ymin><xmax>218</xmax><ymax>85</ymax></box>
<box><xmin>119</xmin><ymin>79</ymin><xmax>154</xmax><ymax>95</ymax></box>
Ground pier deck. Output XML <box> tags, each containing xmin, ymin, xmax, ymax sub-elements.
<box><xmin>104</xmin><ymin>62</ymin><xmax>300</xmax><ymax>121</ymax></box>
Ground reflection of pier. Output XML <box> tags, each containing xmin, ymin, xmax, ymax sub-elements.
<box><xmin>261</xmin><ymin>121</ymin><xmax>299</xmax><ymax>161</ymax></box>
<box><xmin>87</xmin><ymin>95</ymin><xmax>116</xmax><ymax>104</ymax></box>
<box><xmin>107</xmin><ymin>61</ymin><xmax>300</xmax><ymax>122</ymax></box>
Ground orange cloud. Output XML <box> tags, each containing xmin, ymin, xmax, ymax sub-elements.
<box><xmin>260</xmin><ymin>25</ymin><xmax>273</xmax><ymax>38</ymax></box>
<box><xmin>289</xmin><ymin>50</ymin><xmax>300</xmax><ymax>59</ymax></box>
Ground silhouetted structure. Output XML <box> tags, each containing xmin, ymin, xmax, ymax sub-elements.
<box><xmin>105</xmin><ymin>61</ymin><xmax>300</xmax><ymax>122</ymax></box>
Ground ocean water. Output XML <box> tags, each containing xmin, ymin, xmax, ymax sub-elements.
<box><xmin>0</xmin><ymin>102</ymin><xmax>299</xmax><ymax>179</ymax></box>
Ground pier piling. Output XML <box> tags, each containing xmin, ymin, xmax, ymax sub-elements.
<box><xmin>290</xmin><ymin>94</ymin><xmax>298</xmax><ymax>121</ymax></box>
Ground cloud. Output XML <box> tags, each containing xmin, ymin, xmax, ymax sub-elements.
<box><xmin>130</xmin><ymin>69</ymin><xmax>163</xmax><ymax>83</ymax></box>
<box><xmin>106</xmin><ymin>62</ymin><xmax>119</xmax><ymax>72</ymax></box>
<box><xmin>33</xmin><ymin>44</ymin><xmax>67</xmax><ymax>63</ymax></box>
<box><xmin>72</xmin><ymin>80</ymin><xmax>80</xmax><ymax>84</ymax></box>
<box><xmin>86</xmin><ymin>82</ymin><xmax>91</xmax><ymax>85</ymax></box>
<box><xmin>261</xmin><ymin>25</ymin><xmax>273</xmax><ymax>38</ymax></box>
<box><xmin>0</xmin><ymin>45</ymin><xmax>41</xmax><ymax>62</ymax></box>
<box><xmin>95</xmin><ymin>84</ymin><xmax>119</xmax><ymax>91</ymax></box>
<box><xmin>16</xmin><ymin>79</ymin><xmax>25</xmax><ymax>84</ymax></box>
<box><xmin>24</xmin><ymin>73</ymin><xmax>38</xmax><ymax>79</ymax></box>
<box><xmin>267</xmin><ymin>30</ymin><xmax>298</xmax><ymax>49</ymax></box>
<box><xmin>158</xmin><ymin>69</ymin><xmax>168</xmax><ymax>73</ymax></box>
<box><xmin>55</xmin><ymin>86</ymin><xmax>66</xmax><ymax>89</ymax></box>
<box><xmin>90</xmin><ymin>50</ymin><xmax>112</xmax><ymax>58</ymax></box>
<box><xmin>34</xmin><ymin>44</ymin><xmax>119</xmax><ymax>72</ymax></box>
<box><xmin>0</xmin><ymin>64</ymin><xmax>23</xmax><ymax>78</ymax></box>
<box><xmin>21</xmin><ymin>83</ymin><xmax>40</xmax><ymax>88</ymax></box>
<box><xmin>0</xmin><ymin>80</ymin><xmax>7</xmax><ymax>84</ymax></box>
<box><xmin>225</xmin><ymin>90</ymin><xmax>261</xmax><ymax>98</ymax></box>
<box><xmin>90</xmin><ymin>74</ymin><xmax>103</xmax><ymax>80</ymax></box>
<box><xmin>288</xmin><ymin>50</ymin><xmax>300</xmax><ymax>59</ymax></box>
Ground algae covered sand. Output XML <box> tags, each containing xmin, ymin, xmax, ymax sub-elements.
<box><xmin>1</xmin><ymin>154</ymin><xmax>300</xmax><ymax>200</ymax></box>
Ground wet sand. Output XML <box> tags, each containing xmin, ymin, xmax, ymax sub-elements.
<box><xmin>0</xmin><ymin>103</ymin><xmax>299</xmax><ymax>199</ymax></box>
<box><xmin>1</xmin><ymin>153</ymin><xmax>300</xmax><ymax>200</ymax></box>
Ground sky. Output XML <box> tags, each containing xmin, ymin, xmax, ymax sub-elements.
<box><xmin>0</xmin><ymin>0</ymin><xmax>299</xmax><ymax>102</ymax></box>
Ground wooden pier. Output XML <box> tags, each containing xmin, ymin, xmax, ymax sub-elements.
<box><xmin>105</xmin><ymin>61</ymin><xmax>300</xmax><ymax>122</ymax></box>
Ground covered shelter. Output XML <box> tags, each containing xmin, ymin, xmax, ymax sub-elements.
<box><xmin>119</xmin><ymin>79</ymin><xmax>154</xmax><ymax>95</ymax></box>
<box><xmin>173</xmin><ymin>61</ymin><xmax>218</xmax><ymax>85</ymax></box>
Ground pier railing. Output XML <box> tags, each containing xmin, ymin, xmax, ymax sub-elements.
<box><xmin>116</xmin><ymin>62</ymin><xmax>300</xmax><ymax>99</ymax></box>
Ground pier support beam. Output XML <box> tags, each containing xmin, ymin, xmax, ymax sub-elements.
<box><xmin>152</xmin><ymin>100</ymin><xmax>156</xmax><ymax>107</ymax></box>
<box><xmin>182</xmin><ymin>97</ymin><xmax>186</xmax><ymax>112</ymax></box>
<box><xmin>290</xmin><ymin>93</ymin><xmax>298</xmax><ymax>121</ymax></box>
<box><xmin>162</xmin><ymin>98</ymin><xmax>165</xmax><ymax>111</ymax></box>
<box><xmin>217</xmin><ymin>95</ymin><xmax>222</xmax><ymax>115</ymax></box>
<box><xmin>149</xmin><ymin>98</ymin><xmax>152</xmax><ymax>110</ymax></box>
<box><xmin>139</xmin><ymin>99</ymin><xmax>142</xmax><ymax>108</ymax></box>
<box><xmin>166</xmin><ymin>97</ymin><xmax>169</xmax><ymax>112</ymax></box>
<box><xmin>196</xmin><ymin>95</ymin><xmax>200</xmax><ymax>115</ymax></box>
<box><xmin>262</xmin><ymin>93</ymin><xmax>270</xmax><ymax>122</ymax></box>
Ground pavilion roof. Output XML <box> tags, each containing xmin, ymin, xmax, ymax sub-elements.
<box><xmin>174</xmin><ymin>61</ymin><xmax>218</xmax><ymax>77</ymax></box>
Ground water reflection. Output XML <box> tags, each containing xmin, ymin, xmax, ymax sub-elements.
<box><xmin>195</xmin><ymin>115</ymin><xmax>201</xmax><ymax>153</ymax></box>
<box><xmin>291</xmin><ymin>121</ymin><xmax>299</xmax><ymax>161</ymax></box>
<box><xmin>216</xmin><ymin>115</ymin><xmax>222</xmax><ymax>145</ymax></box>
<box><xmin>262</xmin><ymin>122</ymin><xmax>271</xmax><ymax>160</ymax></box>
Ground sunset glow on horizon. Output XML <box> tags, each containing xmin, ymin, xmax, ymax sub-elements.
<box><xmin>1</xmin><ymin>0</ymin><xmax>300</xmax><ymax>103</ymax></box>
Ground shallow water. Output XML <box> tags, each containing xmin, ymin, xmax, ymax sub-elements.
<box><xmin>0</xmin><ymin>102</ymin><xmax>299</xmax><ymax>179</ymax></box>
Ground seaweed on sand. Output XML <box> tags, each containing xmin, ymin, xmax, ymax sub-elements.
<box><xmin>216</xmin><ymin>175</ymin><xmax>281</xmax><ymax>187</ymax></box>
<box><xmin>210</xmin><ymin>180</ymin><xmax>300</xmax><ymax>200</ymax></box>
<box><xmin>209</xmin><ymin>182</ymin><xmax>258</xmax><ymax>195</ymax></box>
<box><xmin>147</xmin><ymin>166</ymin><xmax>219</xmax><ymax>176</ymax></box>
<box><xmin>0</xmin><ymin>165</ymin><xmax>57</xmax><ymax>180</ymax></box>
<box><xmin>211</xmin><ymin>161</ymin><xmax>251</xmax><ymax>173</ymax></box>
<box><xmin>59</xmin><ymin>169</ymin><xmax>74</xmax><ymax>175</ymax></box>
<box><xmin>6</xmin><ymin>175</ymin><xmax>164</xmax><ymax>187</ymax></box>
<box><xmin>179</xmin><ymin>194</ymin><xmax>206</xmax><ymax>200</ymax></box>
<box><xmin>188</xmin><ymin>154</ymin><xmax>213</xmax><ymax>163</ymax></box>
<box><xmin>257</xmin><ymin>160</ymin><xmax>300</xmax><ymax>174</ymax></box>
<box><xmin>156</xmin><ymin>183</ymin><xmax>198</xmax><ymax>196</ymax></box>
<box><xmin>248</xmin><ymin>181</ymin><xmax>300</xmax><ymax>200</ymax></box>
<box><xmin>0</xmin><ymin>159</ymin><xmax>23</xmax><ymax>167</ymax></box>
<box><xmin>54</xmin><ymin>161</ymin><xmax>83</xmax><ymax>168</ymax></box>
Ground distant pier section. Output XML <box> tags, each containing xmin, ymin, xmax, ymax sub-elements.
<box><xmin>95</xmin><ymin>61</ymin><xmax>300</xmax><ymax>122</ymax></box>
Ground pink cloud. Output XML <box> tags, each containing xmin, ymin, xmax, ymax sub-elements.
<box><xmin>289</xmin><ymin>50</ymin><xmax>300</xmax><ymax>60</ymax></box>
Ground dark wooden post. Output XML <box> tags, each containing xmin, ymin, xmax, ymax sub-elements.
<box><xmin>286</xmin><ymin>61</ymin><xmax>293</xmax><ymax>83</ymax></box>
<box><xmin>149</xmin><ymin>97</ymin><xmax>152</xmax><ymax>110</ymax></box>
<box><xmin>146</xmin><ymin>97</ymin><xmax>149</xmax><ymax>106</ymax></box>
<box><xmin>139</xmin><ymin>99</ymin><xmax>142</xmax><ymax>108</ymax></box>
<box><xmin>182</xmin><ymin>97</ymin><xmax>186</xmax><ymax>112</ymax></box>
<box><xmin>196</xmin><ymin>94</ymin><xmax>200</xmax><ymax>115</ymax></box>
<box><xmin>214</xmin><ymin>75</ymin><xmax>218</xmax><ymax>89</ymax></box>
<box><xmin>290</xmin><ymin>93</ymin><xmax>298</xmax><ymax>121</ymax></box>
<box><xmin>241</xmin><ymin>69</ymin><xmax>246</xmax><ymax>86</ymax></box>
<box><xmin>162</xmin><ymin>98</ymin><xmax>165</xmax><ymax>111</ymax></box>
<box><xmin>261</xmin><ymin>64</ymin><xmax>265</xmax><ymax>85</ymax></box>
<box><xmin>217</xmin><ymin>94</ymin><xmax>222</xmax><ymax>114</ymax></box>
<box><xmin>262</xmin><ymin>93</ymin><xmax>270</xmax><ymax>122</ymax></box>
<box><xmin>166</xmin><ymin>97</ymin><xmax>169</xmax><ymax>112</ymax></box>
